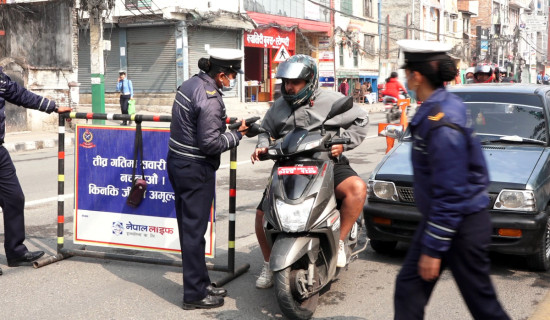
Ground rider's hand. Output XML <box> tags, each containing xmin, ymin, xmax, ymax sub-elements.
<box><xmin>251</xmin><ymin>147</ymin><xmax>268</xmax><ymax>164</ymax></box>
<box><xmin>237</xmin><ymin>119</ymin><xmax>249</xmax><ymax>136</ymax></box>
<box><xmin>418</xmin><ymin>254</ymin><xmax>441</xmax><ymax>282</ymax></box>
<box><xmin>331</xmin><ymin>144</ymin><xmax>344</xmax><ymax>158</ymax></box>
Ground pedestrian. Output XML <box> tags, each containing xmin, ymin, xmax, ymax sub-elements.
<box><xmin>251</xmin><ymin>54</ymin><xmax>368</xmax><ymax>288</ymax></box>
<box><xmin>543</xmin><ymin>73</ymin><xmax>549</xmax><ymax>85</ymax></box>
<box><xmin>116</xmin><ymin>70</ymin><xmax>133</xmax><ymax>126</ymax></box>
<box><xmin>393</xmin><ymin>39</ymin><xmax>510</xmax><ymax>320</ymax></box>
<box><xmin>537</xmin><ymin>72</ymin><xmax>542</xmax><ymax>84</ymax></box>
<box><xmin>166</xmin><ymin>48</ymin><xmax>249</xmax><ymax>310</ymax></box>
<box><xmin>338</xmin><ymin>78</ymin><xmax>349</xmax><ymax>96</ymax></box>
<box><xmin>0</xmin><ymin>67</ymin><xmax>71</xmax><ymax>276</ymax></box>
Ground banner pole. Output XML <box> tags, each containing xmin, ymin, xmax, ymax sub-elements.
<box><xmin>228</xmin><ymin>147</ymin><xmax>237</xmax><ymax>274</ymax></box>
<box><xmin>57</xmin><ymin>114</ymin><xmax>66</xmax><ymax>253</ymax></box>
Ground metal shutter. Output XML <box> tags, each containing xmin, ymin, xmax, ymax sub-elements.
<box><xmin>127</xmin><ymin>25</ymin><xmax>177</xmax><ymax>93</ymax></box>
<box><xmin>103</xmin><ymin>27</ymin><xmax>121</xmax><ymax>92</ymax></box>
<box><xmin>78</xmin><ymin>29</ymin><xmax>91</xmax><ymax>93</ymax></box>
<box><xmin>188</xmin><ymin>27</ymin><xmax>240</xmax><ymax>97</ymax></box>
<box><xmin>78</xmin><ymin>28</ymin><xmax>121</xmax><ymax>93</ymax></box>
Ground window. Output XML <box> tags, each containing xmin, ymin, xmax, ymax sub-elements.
<box><xmin>353</xmin><ymin>48</ymin><xmax>358</xmax><ymax>67</ymax></box>
<box><xmin>364</xmin><ymin>35</ymin><xmax>375</xmax><ymax>53</ymax></box>
<box><xmin>339</xmin><ymin>43</ymin><xmax>344</xmax><ymax>66</ymax></box>
<box><xmin>341</xmin><ymin>0</ymin><xmax>352</xmax><ymax>15</ymax></box>
<box><xmin>364</xmin><ymin>0</ymin><xmax>373</xmax><ymax>18</ymax></box>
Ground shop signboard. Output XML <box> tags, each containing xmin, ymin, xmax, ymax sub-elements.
<box><xmin>74</xmin><ymin>125</ymin><xmax>215</xmax><ymax>256</ymax></box>
<box><xmin>244</xmin><ymin>27</ymin><xmax>296</xmax><ymax>50</ymax></box>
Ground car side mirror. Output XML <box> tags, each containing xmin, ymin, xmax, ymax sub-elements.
<box><xmin>379</xmin><ymin>124</ymin><xmax>404</xmax><ymax>139</ymax></box>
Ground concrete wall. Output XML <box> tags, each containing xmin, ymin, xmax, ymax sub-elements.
<box><xmin>0</xmin><ymin>0</ymin><xmax>78</xmax><ymax>133</ymax></box>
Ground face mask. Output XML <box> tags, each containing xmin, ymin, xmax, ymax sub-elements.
<box><xmin>222</xmin><ymin>75</ymin><xmax>236</xmax><ymax>92</ymax></box>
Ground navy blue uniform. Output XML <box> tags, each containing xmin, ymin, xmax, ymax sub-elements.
<box><xmin>0</xmin><ymin>67</ymin><xmax>57</xmax><ymax>260</ymax></box>
<box><xmin>394</xmin><ymin>88</ymin><xmax>509</xmax><ymax>319</ymax></box>
<box><xmin>167</xmin><ymin>72</ymin><xmax>242</xmax><ymax>303</ymax></box>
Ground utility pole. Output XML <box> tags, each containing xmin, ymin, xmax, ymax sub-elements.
<box><xmin>88</xmin><ymin>0</ymin><xmax>107</xmax><ymax>124</ymax></box>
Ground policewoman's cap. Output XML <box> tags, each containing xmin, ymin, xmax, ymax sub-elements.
<box><xmin>208</xmin><ymin>48</ymin><xmax>244</xmax><ymax>74</ymax></box>
<box><xmin>397</xmin><ymin>39</ymin><xmax>452</xmax><ymax>68</ymax></box>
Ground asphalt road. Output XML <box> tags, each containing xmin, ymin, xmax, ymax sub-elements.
<box><xmin>0</xmin><ymin>112</ymin><xmax>549</xmax><ymax>319</ymax></box>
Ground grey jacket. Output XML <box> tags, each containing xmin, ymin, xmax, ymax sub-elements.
<box><xmin>257</xmin><ymin>89</ymin><xmax>369</xmax><ymax>151</ymax></box>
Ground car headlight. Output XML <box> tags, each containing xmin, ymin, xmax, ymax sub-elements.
<box><xmin>494</xmin><ymin>190</ymin><xmax>535</xmax><ymax>211</ymax></box>
<box><xmin>276</xmin><ymin>198</ymin><xmax>314</xmax><ymax>232</ymax></box>
<box><xmin>368</xmin><ymin>180</ymin><xmax>399</xmax><ymax>201</ymax></box>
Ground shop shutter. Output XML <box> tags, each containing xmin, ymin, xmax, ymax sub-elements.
<box><xmin>188</xmin><ymin>27</ymin><xmax>240</xmax><ymax>97</ymax></box>
<box><xmin>78</xmin><ymin>28</ymin><xmax>121</xmax><ymax>93</ymax></box>
<box><xmin>78</xmin><ymin>30</ymin><xmax>91</xmax><ymax>93</ymax></box>
<box><xmin>127</xmin><ymin>25</ymin><xmax>177</xmax><ymax>92</ymax></box>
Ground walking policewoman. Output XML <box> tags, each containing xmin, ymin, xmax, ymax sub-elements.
<box><xmin>167</xmin><ymin>48</ymin><xmax>249</xmax><ymax>310</ymax></box>
<box><xmin>393</xmin><ymin>40</ymin><xmax>510</xmax><ymax>320</ymax></box>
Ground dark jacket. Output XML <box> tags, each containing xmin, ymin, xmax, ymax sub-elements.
<box><xmin>0</xmin><ymin>67</ymin><xmax>57</xmax><ymax>143</ymax></box>
<box><xmin>409</xmin><ymin>88</ymin><xmax>489</xmax><ymax>259</ymax></box>
<box><xmin>168</xmin><ymin>72</ymin><xmax>242</xmax><ymax>170</ymax></box>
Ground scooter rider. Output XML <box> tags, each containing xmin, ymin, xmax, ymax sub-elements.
<box><xmin>250</xmin><ymin>54</ymin><xmax>369</xmax><ymax>288</ymax></box>
<box><xmin>473</xmin><ymin>65</ymin><xmax>495</xmax><ymax>83</ymax></box>
<box><xmin>382</xmin><ymin>71</ymin><xmax>409</xmax><ymax>101</ymax></box>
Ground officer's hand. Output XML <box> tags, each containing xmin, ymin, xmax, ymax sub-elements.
<box><xmin>237</xmin><ymin>119</ymin><xmax>249</xmax><ymax>136</ymax></box>
<box><xmin>418</xmin><ymin>254</ymin><xmax>441</xmax><ymax>282</ymax></box>
<box><xmin>331</xmin><ymin>144</ymin><xmax>344</xmax><ymax>158</ymax></box>
<box><xmin>56</xmin><ymin>106</ymin><xmax>72</xmax><ymax>114</ymax></box>
<box><xmin>251</xmin><ymin>147</ymin><xmax>268</xmax><ymax>164</ymax></box>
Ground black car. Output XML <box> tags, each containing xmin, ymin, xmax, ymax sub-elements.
<box><xmin>364</xmin><ymin>84</ymin><xmax>550</xmax><ymax>271</ymax></box>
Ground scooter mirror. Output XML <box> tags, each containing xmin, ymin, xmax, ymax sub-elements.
<box><xmin>379</xmin><ymin>124</ymin><xmax>404</xmax><ymax>139</ymax></box>
<box><xmin>326</xmin><ymin>96</ymin><xmax>353</xmax><ymax>121</ymax></box>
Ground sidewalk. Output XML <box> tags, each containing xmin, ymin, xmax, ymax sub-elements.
<box><xmin>4</xmin><ymin>99</ymin><xmax>385</xmax><ymax>154</ymax></box>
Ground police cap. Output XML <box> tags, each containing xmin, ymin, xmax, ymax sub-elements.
<box><xmin>208</xmin><ymin>48</ymin><xmax>244</xmax><ymax>74</ymax></box>
<box><xmin>397</xmin><ymin>39</ymin><xmax>452</xmax><ymax>68</ymax></box>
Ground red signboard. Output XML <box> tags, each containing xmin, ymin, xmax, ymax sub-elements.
<box><xmin>244</xmin><ymin>27</ymin><xmax>296</xmax><ymax>50</ymax></box>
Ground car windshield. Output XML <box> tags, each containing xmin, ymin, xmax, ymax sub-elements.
<box><xmin>402</xmin><ymin>100</ymin><xmax>546</xmax><ymax>144</ymax></box>
<box><xmin>465</xmin><ymin>102</ymin><xmax>546</xmax><ymax>143</ymax></box>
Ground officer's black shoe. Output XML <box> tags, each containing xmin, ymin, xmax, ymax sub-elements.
<box><xmin>206</xmin><ymin>285</ymin><xmax>227</xmax><ymax>297</ymax></box>
<box><xmin>7</xmin><ymin>251</ymin><xmax>44</xmax><ymax>267</ymax></box>
<box><xmin>120</xmin><ymin>122</ymin><xmax>127</xmax><ymax>126</ymax></box>
<box><xmin>182</xmin><ymin>295</ymin><xmax>224</xmax><ymax>310</ymax></box>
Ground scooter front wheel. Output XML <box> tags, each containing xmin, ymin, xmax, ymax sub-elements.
<box><xmin>275</xmin><ymin>266</ymin><xmax>319</xmax><ymax>320</ymax></box>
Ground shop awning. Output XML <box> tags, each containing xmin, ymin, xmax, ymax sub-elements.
<box><xmin>247</xmin><ymin>11</ymin><xmax>332</xmax><ymax>34</ymax></box>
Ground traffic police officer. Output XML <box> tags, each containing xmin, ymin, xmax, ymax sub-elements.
<box><xmin>0</xmin><ymin>67</ymin><xmax>71</xmax><ymax>275</ymax></box>
<box><xmin>167</xmin><ymin>48</ymin><xmax>249</xmax><ymax>309</ymax></box>
<box><xmin>393</xmin><ymin>40</ymin><xmax>510</xmax><ymax>320</ymax></box>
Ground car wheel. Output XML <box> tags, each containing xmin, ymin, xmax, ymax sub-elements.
<box><xmin>370</xmin><ymin>240</ymin><xmax>397</xmax><ymax>254</ymax></box>
<box><xmin>526</xmin><ymin>216</ymin><xmax>550</xmax><ymax>271</ymax></box>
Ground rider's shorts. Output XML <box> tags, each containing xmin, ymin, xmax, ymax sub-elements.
<box><xmin>256</xmin><ymin>163</ymin><xmax>359</xmax><ymax>211</ymax></box>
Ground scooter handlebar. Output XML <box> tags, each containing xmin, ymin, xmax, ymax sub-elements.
<box><xmin>228</xmin><ymin>116</ymin><xmax>261</xmax><ymax>130</ymax></box>
<box><xmin>326</xmin><ymin>138</ymin><xmax>351</xmax><ymax>146</ymax></box>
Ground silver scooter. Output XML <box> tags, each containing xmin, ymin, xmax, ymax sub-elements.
<box><xmin>258</xmin><ymin>96</ymin><xmax>368</xmax><ymax>320</ymax></box>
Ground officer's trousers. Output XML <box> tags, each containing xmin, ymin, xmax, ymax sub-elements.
<box><xmin>394</xmin><ymin>209</ymin><xmax>510</xmax><ymax>320</ymax></box>
<box><xmin>167</xmin><ymin>155</ymin><xmax>215</xmax><ymax>302</ymax></box>
<box><xmin>0</xmin><ymin>146</ymin><xmax>28</xmax><ymax>259</ymax></box>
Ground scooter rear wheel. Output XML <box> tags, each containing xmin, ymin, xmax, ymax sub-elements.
<box><xmin>275</xmin><ymin>266</ymin><xmax>319</xmax><ymax>320</ymax></box>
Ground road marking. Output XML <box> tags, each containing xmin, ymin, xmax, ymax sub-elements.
<box><xmin>25</xmin><ymin>194</ymin><xmax>74</xmax><ymax>207</ymax></box>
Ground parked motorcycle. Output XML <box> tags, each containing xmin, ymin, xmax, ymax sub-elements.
<box><xmin>258</xmin><ymin>96</ymin><xmax>369</xmax><ymax>320</ymax></box>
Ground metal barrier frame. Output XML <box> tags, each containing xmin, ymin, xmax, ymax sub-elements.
<box><xmin>35</xmin><ymin>112</ymin><xmax>249</xmax><ymax>287</ymax></box>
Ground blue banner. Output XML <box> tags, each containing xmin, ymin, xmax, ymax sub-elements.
<box><xmin>73</xmin><ymin>125</ymin><xmax>215</xmax><ymax>255</ymax></box>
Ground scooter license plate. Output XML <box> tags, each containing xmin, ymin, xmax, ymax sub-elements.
<box><xmin>277</xmin><ymin>166</ymin><xmax>318</xmax><ymax>175</ymax></box>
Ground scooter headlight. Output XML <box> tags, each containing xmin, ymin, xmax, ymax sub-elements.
<box><xmin>276</xmin><ymin>198</ymin><xmax>314</xmax><ymax>232</ymax></box>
